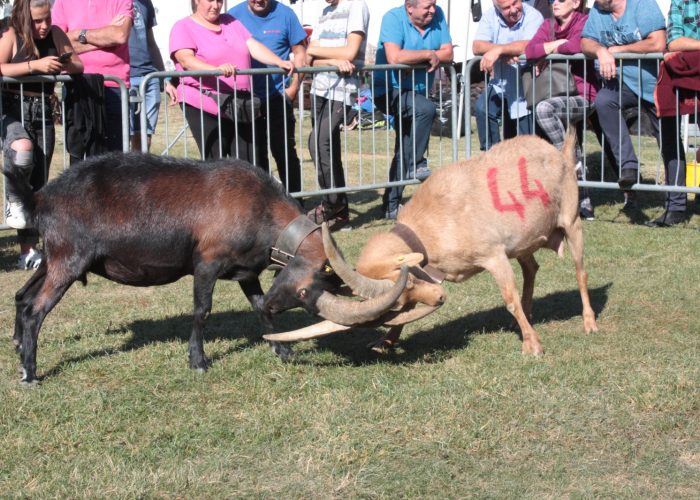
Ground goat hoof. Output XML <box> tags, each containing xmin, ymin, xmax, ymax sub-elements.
<box><xmin>20</xmin><ymin>368</ymin><xmax>39</xmax><ymax>386</ymax></box>
<box><xmin>189</xmin><ymin>356</ymin><xmax>212</xmax><ymax>372</ymax></box>
<box><xmin>522</xmin><ymin>343</ymin><xmax>544</xmax><ymax>357</ymax></box>
<box><xmin>367</xmin><ymin>337</ymin><xmax>396</xmax><ymax>355</ymax></box>
<box><xmin>269</xmin><ymin>341</ymin><xmax>293</xmax><ymax>361</ymax></box>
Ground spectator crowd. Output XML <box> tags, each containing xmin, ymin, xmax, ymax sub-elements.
<box><xmin>2</xmin><ymin>0</ymin><xmax>699</xmax><ymax>270</ymax></box>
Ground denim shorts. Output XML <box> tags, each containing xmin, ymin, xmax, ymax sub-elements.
<box><xmin>129</xmin><ymin>76</ymin><xmax>161</xmax><ymax>136</ymax></box>
<box><xmin>1</xmin><ymin>94</ymin><xmax>53</xmax><ymax>155</ymax></box>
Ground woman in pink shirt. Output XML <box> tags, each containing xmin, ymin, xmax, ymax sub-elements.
<box><xmin>170</xmin><ymin>0</ymin><xmax>293</xmax><ymax>162</ymax></box>
<box><xmin>525</xmin><ymin>0</ymin><xmax>599</xmax><ymax>220</ymax></box>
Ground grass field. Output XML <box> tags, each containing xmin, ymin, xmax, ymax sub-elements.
<box><xmin>1</xmin><ymin>109</ymin><xmax>699</xmax><ymax>497</ymax></box>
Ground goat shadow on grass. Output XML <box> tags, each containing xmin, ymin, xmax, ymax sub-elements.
<box><xmin>303</xmin><ymin>283</ymin><xmax>612</xmax><ymax>367</ymax></box>
<box><xmin>37</xmin><ymin>306</ymin><xmax>326</xmax><ymax>381</ymax></box>
<box><xmin>36</xmin><ymin>283</ymin><xmax>610</xmax><ymax>381</ymax></box>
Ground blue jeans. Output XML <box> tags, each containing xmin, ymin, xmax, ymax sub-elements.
<box><xmin>475</xmin><ymin>85</ymin><xmax>533</xmax><ymax>151</ymax></box>
<box><xmin>375</xmin><ymin>88</ymin><xmax>436</xmax><ymax>213</ymax></box>
<box><xmin>129</xmin><ymin>76</ymin><xmax>161</xmax><ymax>136</ymax></box>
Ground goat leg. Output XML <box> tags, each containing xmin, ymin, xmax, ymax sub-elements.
<box><xmin>368</xmin><ymin>325</ymin><xmax>404</xmax><ymax>354</ymax></box>
<box><xmin>239</xmin><ymin>278</ymin><xmax>293</xmax><ymax>361</ymax></box>
<box><xmin>189</xmin><ymin>266</ymin><xmax>216</xmax><ymax>372</ymax></box>
<box><xmin>484</xmin><ymin>253</ymin><xmax>544</xmax><ymax>356</ymax></box>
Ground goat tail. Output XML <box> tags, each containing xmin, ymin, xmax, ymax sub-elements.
<box><xmin>561</xmin><ymin>126</ymin><xmax>578</xmax><ymax>175</ymax></box>
<box><xmin>2</xmin><ymin>169</ymin><xmax>36</xmax><ymax>214</ymax></box>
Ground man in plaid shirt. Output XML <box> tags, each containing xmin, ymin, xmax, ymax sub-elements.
<box><xmin>667</xmin><ymin>0</ymin><xmax>700</xmax><ymax>51</ymax></box>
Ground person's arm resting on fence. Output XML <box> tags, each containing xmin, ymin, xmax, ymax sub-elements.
<box><xmin>474</xmin><ymin>40</ymin><xmax>528</xmax><ymax>75</ymax></box>
<box><xmin>606</xmin><ymin>29</ymin><xmax>666</xmax><ymax>54</ymax></box>
<box><xmin>306</xmin><ymin>31</ymin><xmax>365</xmax><ymax>74</ymax></box>
<box><xmin>66</xmin><ymin>13</ymin><xmax>133</xmax><ymax>55</ymax></box>
<box><xmin>246</xmin><ymin>38</ymin><xmax>294</xmax><ymax>76</ymax></box>
<box><xmin>383</xmin><ymin>41</ymin><xmax>453</xmax><ymax>73</ymax></box>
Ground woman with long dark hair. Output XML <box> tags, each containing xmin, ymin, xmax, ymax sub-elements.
<box><xmin>1</xmin><ymin>0</ymin><xmax>82</xmax><ymax>269</ymax></box>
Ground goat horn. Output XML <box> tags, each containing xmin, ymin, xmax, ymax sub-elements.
<box><xmin>382</xmin><ymin>304</ymin><xmax>441</xmax><ymax>326</ymax></box>
<box><xmin>314</xmin><ymin>265</ymin><xmax>409</xmax><ymax>326</ymax></box>
<box><xmin>262</xmin><ymin>304</ymin><xmax>441</xmax><ymax>343</ymax></box>
<box><xmin>322</xmin><ymin>222</ymin><xmax>396</xmax><ymax>299</ymax></box>
<box><xmin>263</xmin><ymin>320</ymin><xmax>351</xmax><ymax>342</ymax></box>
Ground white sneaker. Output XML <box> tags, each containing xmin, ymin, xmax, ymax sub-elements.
<box><xmin>575</xmin><ymin>161</ymin><xmax>584</xmax><ymax>180</ymax></box>
<box><xmin>5</xmin><ymin>200</ymin><xmax>28</xmax><ymax>229</ymax></box>
<box><xmin>17</xmin><ymin>248</ymin><xmax>43</xmax><ymax>270</ymax></box>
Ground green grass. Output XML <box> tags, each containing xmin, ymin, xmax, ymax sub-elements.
<box><xmin>1</xmin><ymin>110</ymin><xmax>699</xmax><ymax>497</ymax></box>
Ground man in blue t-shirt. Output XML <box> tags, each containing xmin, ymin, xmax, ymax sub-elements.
<box><xmin>374</xmin><ymin>0</ymin><xmax>453</xmax><ymax>220</ymax></box>
<box><xmin>229</xmin><ymin>0</ymin><xmax>307</xmax><ymax>195</ymax></box>
<box><xmin>128</xmin><ymin>0</ymin><xmax>176</xmax><ymax>151</ymax></box>
<box><xmin>582</xmin><ymin>0</ymin><xmax>687</xmax><ymax>226</ymax></box>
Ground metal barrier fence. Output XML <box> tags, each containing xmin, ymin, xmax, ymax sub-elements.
<box><xmin>464</xmin><ymin>53</ymin><xmax>700</xmax><ymax>198</ymax></box>
<box><xmin>1</xmin><ymin>74</ymin><xmax>129</xmax><ymax>230</ymax></box>
<box><xmin>4</xmin><ymin>58</ymin><xmax>700</xmax><ymax>231</ymax></box>
<box><xmin>137</xmin><ymin>64</ymin><xmax>459</xmax><ymax>200</ymax></box>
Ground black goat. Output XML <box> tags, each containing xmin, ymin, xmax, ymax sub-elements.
<box><xmin>8</xmin><ymin>153</ymin><xmax>405</xmax><ymax>384</ymax></box>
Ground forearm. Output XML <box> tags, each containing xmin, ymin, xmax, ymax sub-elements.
<box><xmin>474</xmin><ymin>40</ymin><xmax>527</xmax><ymax>57</ymax></box>
<box><xmin>387</xmin><ymin>48</ymin><xmax>438</xmax><ymax>65</ymax></box>
<box><xmin>67</xmin><ymin>25</ymin><xmax>129</xmax><ymax>52</ymax></box>
<box><xmin>580</xmin><ymin>38</ymin><xmax>602</xmax><ymax>58</ymax></box>
<box><xmin>0</xmin><ymin>61</ymin><xmax>33</xmax><ymax>77</ymax></box>
<box><xmin>667</xmin><ymin>37</ymin><xmax>700</xmax><ymax>52</ymax></box>
<box><xmin>247</xmin><ymin>38</ymin><xmax>284</xmax><ymax>67</ymax></box>
<box><xmin>307</xmin><ymin>45</ymin><xmax>357</xmax><ymax>62</ymax></box>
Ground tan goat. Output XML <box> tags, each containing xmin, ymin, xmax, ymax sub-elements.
<box><xmin>266</xmin><ymin>129</ymin><xmax>598</xmax><ymax>354</ymax></box>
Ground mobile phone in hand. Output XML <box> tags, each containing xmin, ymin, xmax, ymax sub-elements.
<box><xmin>58</xmin><ymin>52</ymin><xmax>72</xmax><ymax>63</ymax></box>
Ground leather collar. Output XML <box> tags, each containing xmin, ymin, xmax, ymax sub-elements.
<box><xmin>269</xmin><ymin>215</ymin><xmax>320</xmax><ymax>269</ymax></box>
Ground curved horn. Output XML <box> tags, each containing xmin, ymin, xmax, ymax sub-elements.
<box><xmin>262</xmin><ymin>304</ymin><xmax>441</xmax><ymax>343</ymax></box>
<box><xmin>382</xmin><ymin>304</ymin><xmax>441</xmax><ymax>326</ymax></box>
<box><xmin>263</xmin><ymin>320</ymin><xmax>351</xmax><ymax>342</ymax></box>
<box><xmin>322</xmin><ymin>222</ymin><xmax>396</xmax><ymax>299</ymax></box>
<box><xmin>314</xmin><ymin>265</ymin><xmax>409</xmax><ymax>326</ymax></box>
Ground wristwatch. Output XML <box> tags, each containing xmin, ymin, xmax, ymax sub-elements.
<box><xmin>78</xmin><ymin>29</ymin><xmax>88</xmax><ymax>44</ymax></box>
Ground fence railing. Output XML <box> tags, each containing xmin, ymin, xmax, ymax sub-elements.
<box><xmin>464</xmin><ymin>53</ymin><xmax>700</xmax><ymax>198</ymax></box>
<box><xmin>3</xmin><ymin>58</ymin><xmax>700</xmax><ymax>231</ymax></box>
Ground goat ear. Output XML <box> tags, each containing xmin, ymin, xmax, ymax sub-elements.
<box><xmin>395</xmin><ymin>253</ymin><xmax>424</xmax><ymax>268</ymax></box>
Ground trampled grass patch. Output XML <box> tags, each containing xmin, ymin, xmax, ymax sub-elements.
<box><xmin>1</xmin><ymin>188</ymin><xmax>699</xmax><ymax>497</ymax></box>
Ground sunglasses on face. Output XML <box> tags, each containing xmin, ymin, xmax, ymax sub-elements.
<box><xmin>549</xmin><ymin>0</ymin><xmax>568</xmax><ymax>3</ymax></box>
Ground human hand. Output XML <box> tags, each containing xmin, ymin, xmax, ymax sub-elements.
<box><xmin>479</xmin><ymin>47</ymin><xmax>501</xmax><ymax>77</ymax></box>
<box><xmin>427</xmin><ymin>50</ymin><xmax>440</xmax><ymax>72</ymax></box>
<box><xmin>597</xmin><ymin>47</ymin><xmax>617</xmax><ymax>80</ymax></box>
<box><xmin>278</xmin><ymin>59</ymin><xmax>294</xmax><ymax>76</ymax></box>
<box><xmin>164</xmin><ymin>80</ymin><xmax>178</xmax><ymax>105</ymax></box>
<box><xmin>32</xmin><ymin>56</ymin><xmax>64</xmax><ymax>74</ymax></box>
<box><xmin>333</xmin><ymin>59</ymin><xmax>355</xmax><ymax>75</ymax></box>
<box><xmin>218</xmin><ymin>63</ymin><xmax>236</xmax><ymax>77</ymax></box>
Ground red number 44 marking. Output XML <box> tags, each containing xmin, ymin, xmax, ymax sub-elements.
<box><xmin>487</xmin><ymin>157</ymin><xmax>550</xmax><ymax>220</ymax></box>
